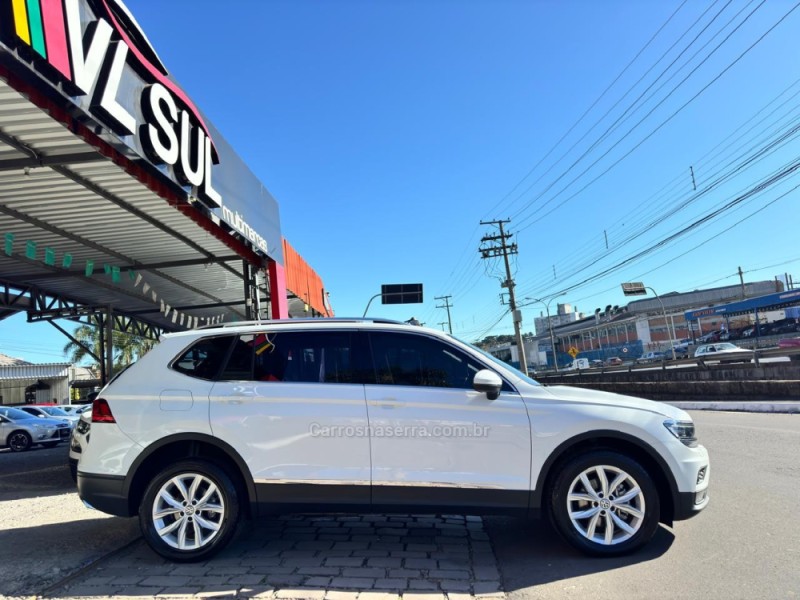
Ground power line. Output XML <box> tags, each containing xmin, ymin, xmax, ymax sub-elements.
<box><xmin>482</xmin><ymin>0</ymin><xmax>693</xmax><ymax>221</ymax></box>
<box><xmin>516</xmin><ymin>0</ymin><xmax>791</xmax><ymax>232</ymax></box>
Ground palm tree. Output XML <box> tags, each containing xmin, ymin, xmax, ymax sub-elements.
<box><xmin>62</xmin><ymin>324</ymin><xmax>154</xmax><ymax>370</ymax></box>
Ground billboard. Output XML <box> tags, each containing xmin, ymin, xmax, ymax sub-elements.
<box><xmin>381</xmin><ymin>284</ymin><xmax>423</xmax><ymax>305</ymax></box>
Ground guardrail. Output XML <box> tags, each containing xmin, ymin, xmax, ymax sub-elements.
<box><xmin>533</xmin><ymin>346</ymin><xmax>800</xmax><ymax>401</ymax></box>
<box><xmin>536</xmin><ymin>345</ymin><xmax>800</xmax><ymax>377</ymax></box>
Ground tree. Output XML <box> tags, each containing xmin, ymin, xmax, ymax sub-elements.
<box><xmin>62</xmin><ymin>324</ymin><xmax>154</xmax><ymax>370</ymax></box>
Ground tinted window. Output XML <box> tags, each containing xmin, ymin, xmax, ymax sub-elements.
<box><xmin>0</xmin><ymin>407</ymin><xmax>35</xmax><ymax>421</ymax></box>
<box><xmin>218</xmin><ymin>331</ymin><xmax>365</xmax><ymax>384</ymax></box>
<box><xmin>172</xmin><ymin>336</ymin><xmax>234</xmax><ymax>380</ymax></box>
<box><xmin>368</xmin><ymin>332</ymin><xmax>487</xmax><ymax>389</ymax></box>
<box><xmin>42</xmin><ymin>407</ymin><xmax>69</xmax><ymax>417</ymax></box>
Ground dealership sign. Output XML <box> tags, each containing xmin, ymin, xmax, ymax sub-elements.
<box><xmin>1</xmin><ymin>0</ymin><xmax>272</xmax><ymax>255</ymax></box>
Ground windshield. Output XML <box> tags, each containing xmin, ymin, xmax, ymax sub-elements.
<box><xmin>41</xmin><ymin>407</ymin><xmax>69</xmax><ymax>417</ymax></box>
<box><xmin>450</xmin><ymin>333</ymin><xmax>540</xmax><ymax>386</ymax></box>
<box><xmin>0</xmin><ymin>407</ymin><xmax>38</xmax><ymax>421</ymax></box>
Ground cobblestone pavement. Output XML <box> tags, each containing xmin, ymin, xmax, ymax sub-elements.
<box><xmin>47</xmin><ymin>514</ymin><xmax>506</xmax><ymax>600</ymax></box>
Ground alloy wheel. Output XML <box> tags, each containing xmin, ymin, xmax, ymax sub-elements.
<box><xmin>151</xmin><ymin>472</ymin><xmax>226</xmax><ymax>550</ymax></box>
<box><xmin>566</xmin><ymin>464</ymin><xmax>646</xmax><ymax>545</ymax></box>
<box><xmin>9</xmin><ymin>432</ymin><xmax>30</xmax><ymax>452</ymax></box>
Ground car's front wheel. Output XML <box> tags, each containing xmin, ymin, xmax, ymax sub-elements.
<box><xmin>8</xmin><ymin>431</ymin><xmax>31</xmax><ymax>452</ymax></box>
<box><xmin>139</xmin><ymin>460</ymin><xmax>241</xmax><ymax>562</ymax></box>
<box><xmin>550</xmin><ymin>451</ymin><xmax>660</xmax><ymax>556</ymax></box>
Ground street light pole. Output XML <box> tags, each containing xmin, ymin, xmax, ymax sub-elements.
<box><xmin>649</xmin><ymin>288</ymin><xmax>677</xmax><ymax>361</ymax></box>
<box><xmin>621</xmin><ymin>282</ymin><xmax>676</xmax><ymax>360</ymax></box>
<box><xmin>545</xmin><ymin>301</ymin><xmax>559</xmax><ymax>372</ymax></box>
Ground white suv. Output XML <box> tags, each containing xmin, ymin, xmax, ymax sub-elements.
<box><xmin>76</xmin><ymin>319</ymin><xmax>709</xmax><ymax>561</ymax></box>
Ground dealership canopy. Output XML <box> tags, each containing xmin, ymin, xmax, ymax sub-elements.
<box><xmin>0</xmin><ymin>0</ymin><xmax>331</xmax><ymax>378</ymax></box>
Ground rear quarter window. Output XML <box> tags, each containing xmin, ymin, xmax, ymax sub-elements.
<box><xmin>171</xmin><ymin>336</ymin><xmax>235</xmax><ymax>380</ymax></box>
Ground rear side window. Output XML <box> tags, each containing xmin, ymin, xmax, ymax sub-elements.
<box><xmin>172</xmin><ymin>336</ymin><xmax>234</xmax><ymax>380</ymax></box>
<box><xmin>218</xmin><ymin>331</ymin><xmax>366</xmax><ymax>384</ymax></box>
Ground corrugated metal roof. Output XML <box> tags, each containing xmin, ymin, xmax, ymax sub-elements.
<box><xmin>0</xmin><ymin>78</ymin><xmax>256</xmax><ymax>330</ymax></box>
<box><xmin>0</xmin><ymin>363</ymin><xmax>70</xmax><ymax>380</ymax></box>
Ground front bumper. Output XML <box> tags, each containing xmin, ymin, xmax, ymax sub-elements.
<box><xmin>675</xmin><ymin>488</ymin><xmax>710</xmax><ymax>520</ymax></box>
<box><xmin>670</xmin><ymin>444</ymin><xmax>710</xmax><ymax>521</ymax></box>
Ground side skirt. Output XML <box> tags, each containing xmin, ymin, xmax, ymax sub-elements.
<box><xmin>254</xmin><ymin>483</ymin><xmax>530</xmax><ymax>517</ymax></box>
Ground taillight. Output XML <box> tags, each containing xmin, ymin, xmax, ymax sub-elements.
<box><xmin>92</xmin><ymin>398</ymin><xmax>116</xmax><ymax>423</ymax></box>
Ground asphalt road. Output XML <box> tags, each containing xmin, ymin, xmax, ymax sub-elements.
<box><xmin>484</xmin><ymin>411</ymin><xmax>800</xmax><ymax>599</ymax></box>
<box><xmin>1</xmin><ymin>411</ymin><xmax>798</xmax><ymax>599</ymax></box>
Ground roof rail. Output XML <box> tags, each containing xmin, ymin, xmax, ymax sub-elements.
<box><xmin>195</xmin><ymin>317</ymin><xmax>406</xmax><ymax>330</ymax></box>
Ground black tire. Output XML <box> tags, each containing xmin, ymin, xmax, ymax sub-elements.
<box><xmin>549</xmin><ymin>451</ymin><xmax>660</xmax><ymax>556</ymax></box>
<box><xmin>41</xmin><ymin>441</ymin><xmax>59</xmax><ymax>448</ymax></box>
<box><xmin>8</xmin><ymin>431</ymin><xmax>32</xmax><ymax>452</ymax></box>
<box><xmin>139</xmin><ymin>460</ymin><xmax>241</xmax><ymax>562</ymax></box>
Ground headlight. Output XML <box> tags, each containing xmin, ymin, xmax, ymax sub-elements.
<box><xmin>663</xmin><ymin>419</ymin><xmax>698</xmax><ymax>447</ymax></box>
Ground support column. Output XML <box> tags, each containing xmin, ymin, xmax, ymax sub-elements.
<box><xmin>243</xmin><ymin>260</ymin><xmax>253</xmax><ymax>320</ymax></box>
<box><xmin>106</xmin><ymin>306</ymin><xmax>114</xmax><ymax>382</ymax></box>
<box><xmin>98</xmin><ymin>313</ymin><xmax>106</xmax><ymax>386</ymax></box>
<box><xmin>268</xmin><ymin>258</ymin><xmax>289</xmax><ymax>319</ymax></box>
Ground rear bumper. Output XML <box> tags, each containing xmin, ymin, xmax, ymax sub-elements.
<box><xmin>77</xmin><ymin>472</ymin><xmax>132</xmax><ymax>517</ymax></box>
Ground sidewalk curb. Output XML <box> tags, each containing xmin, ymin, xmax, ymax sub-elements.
<box><xmin>667</xmin><ymin>401</ymin><xmax>800</xmax><ymax>413</ymax></box>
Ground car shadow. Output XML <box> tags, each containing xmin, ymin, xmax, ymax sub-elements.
<box><xmin>483</xmin><ymin>516</ymin><xmax>674</xmax><ymax>592</ymax></box>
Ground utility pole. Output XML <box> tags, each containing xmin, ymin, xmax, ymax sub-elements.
<box><xmin>435</xmin><ymin>295</ymin><xmax>454</xmax><ymax>334</ymax></box>
<box><xmin>738</xmin><ymin>266</ymin><xmax>745</xmax><ymax>299</ymax></box>
<box><xmin>479</xmin><ymin>219</ymin><xmax>527</xmax><ymax>375</ymax></box>
<box><xmin>438</xmin><ymin>322</ymin><xmax>448</xmax><ymax>331</ymax></box>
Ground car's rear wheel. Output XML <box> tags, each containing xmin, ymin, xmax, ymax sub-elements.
<box><xmin>139</xmin><ymin>460</ymin><xmax>241</xmax><ymax>562</ymax></box>
<box><xmin>8</xmin><ymin>431</ymin><xmax>31</xmax><ymax>452</ymax></box>
<box><xmin>550</xmin><ymin>451</ymin><xmax>660</xmax><ymax>556</ymax></box>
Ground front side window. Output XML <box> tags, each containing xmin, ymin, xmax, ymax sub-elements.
<box><xmin>218</xmin><ymin>330</ymin><xmax>365</xmax><ymax>384</ymax></box>
<box><xmin>172</xmin><ymin>336</ymin><xmax>235</xmax><ymax>380</ymax></box>
<box><xmin>368</xmin><ymin>331</ymin><xmax>488</xmax><ymax>389</ymax></box>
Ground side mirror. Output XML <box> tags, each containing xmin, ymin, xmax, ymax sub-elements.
<box><xmin>473</xmin><ymin>369</ymin><xmax>502</xmax><ymax>400</ymax></box>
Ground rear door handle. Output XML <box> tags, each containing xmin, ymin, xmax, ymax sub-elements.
<box><xmin>371</xmin><ymin>399</ymin><xmax>405</xmax><ymax>409</ymax></box>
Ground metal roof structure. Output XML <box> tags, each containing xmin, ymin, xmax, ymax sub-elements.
<box><xmin>0</xmin><ymin>360</ymin><xmax>69</xmax><ymax>381</ymax></box>
<box><xmin>685</xmin><ymin>288</ymin><xmax>800</xmax><ymax>321</ymax></box>
<box><xmin>0</xmin><ymin>74</ymin><xmax>263</xmax><ymax>338</ymax></box>
<box><xmin>0</xmin><ymin>0</ymin><xmax>324</xmax><ymax>384</ymax></box>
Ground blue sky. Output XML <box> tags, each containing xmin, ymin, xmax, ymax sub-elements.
<box><xmin>3</xmin><ymin>0</ymin><xmax>800</xmax><ymax>363</ymax></box>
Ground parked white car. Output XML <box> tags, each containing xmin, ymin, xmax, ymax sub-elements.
<box><xmin>694</xmin><ymin>343</ymin><xmax>752</xmax><ymax>362</ymax></box>
<box><xmin>76</xmin><ymin>319</ymin><xmax>710</xmax><ymax>561</ymax></box>
<box><xmin>68</xmin><ymin>411</ymin><xmax>91</xmax><ymax>481</ymax></box>
<box><xmin>564</xmin><ymin>357</ymin><xmax>590</xmax><ymax>371</ymax></box>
